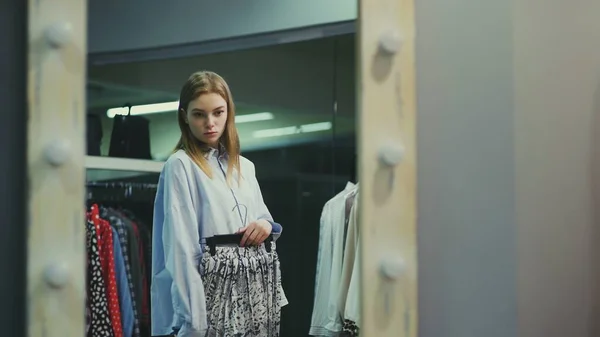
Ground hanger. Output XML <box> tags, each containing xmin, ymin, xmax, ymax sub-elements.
<box><xmin>204</xmin><ymin>233</ymin><xmax>274</xmax><ymax>256</ymax></box>
<box><xmin>125</xmin><ymin>102</ymin><xmax>132</xmax><ymax>116</ymax></box>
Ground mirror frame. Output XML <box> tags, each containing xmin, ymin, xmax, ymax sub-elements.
<box><xmin>24</xmin><ymin>0</ymin><xmax>418</xmax><ymax>335</ymax></box>
<box><xmin>357</xmin><ymin>0</ymin><xmax>418</xmax><ymax>336</ymax></box>
<box><xmin>26</xmin><ymin>1</ymin><xmax>88</xmax><ymax>336</ymax></box>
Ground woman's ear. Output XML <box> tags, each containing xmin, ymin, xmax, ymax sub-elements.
<box><xmin>180</xmin><ymin>108</ymin><xmax>188</xmax><ymax>124</ymax></box>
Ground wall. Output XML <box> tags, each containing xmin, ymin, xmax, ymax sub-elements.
<box><xmin>415</xmin><ymin>0</ymin><xmax>518</xmax><ymax>336</ymax></box>
<box><xmin>88</xmin><ymin>0</ymin><xmax>357</xmax><ymax>53</ymax></box>
<box><xmin>513</xmin><ymin>0</ymin><xmax>600</xmax><ymax>336</ymax></box>
<box><xmin>88</xmin><ymin>37</ymin><xmax>356</xmax><ymax>118</ymax></box>
<box><xmin>416</xmin><ymin>0</ymin><xmax>600</xmax><ymax>336</ymax></box>
<box><xmin>88</xmin><ymin>36</ymin><xmax>356</xmax><ymax>158</ymax></box>
<box><xmin>0</xmin><ymin>0</ymin><xmax>27</xmax><ymax>334</ymax></box>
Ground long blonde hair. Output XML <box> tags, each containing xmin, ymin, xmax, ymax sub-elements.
<box><xmin>174</xmin><ymin>71</ymin><xmax>241</xmax><ymax>184</ymax></box>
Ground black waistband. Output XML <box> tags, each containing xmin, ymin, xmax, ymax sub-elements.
<box><xmin>205</xmin><ymin>233</ymin><xmax>274</xmax><ymax>256</ymax></box>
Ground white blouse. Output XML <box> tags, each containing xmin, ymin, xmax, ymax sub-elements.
<box><xmin>151</xmin><ymin>148</ymin><xmax>279</xmax><ymax>337</ymax></box>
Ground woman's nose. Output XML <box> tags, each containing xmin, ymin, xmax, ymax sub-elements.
<box><xmin>206</xmin><ymin>116</ymin><xmax>215</xmax><ymax>127</ymax></box>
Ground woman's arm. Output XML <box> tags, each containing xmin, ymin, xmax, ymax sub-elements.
<box><xmin>250</xmin><ymin>162</ymin><xmax>282</xmax><ymax>239</ymax></box>
<box><xmin>237</xmin><ymin>162</ymin><xmax>282</xmax><ymax>246</ymax></box>
<box><xmin>161</xmin><ymin>158</ymin><xmax>207</xmax><ymax>337</ymax></box>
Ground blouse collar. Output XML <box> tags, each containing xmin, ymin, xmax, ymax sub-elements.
<box><xmin>203</xmin><ymin>142</ymin><xmax>228</xmax><ymax>160</ymax></box>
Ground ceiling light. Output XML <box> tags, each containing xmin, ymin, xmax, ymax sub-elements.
<box><xmin>235</xmin><ymin>112</ymin><xmax>274</xmax><ymax>123</ymax></box>
<box><xmin>107</xmin><ymin>101</ymin><xmax>179</xmax><ymax>118</ymax></box>
<box><xmin>299</xmin><ymin>122</ymin><xmax>333</xmax><ymax>133</ymax></box>
<box><xmin>253</xmin><ymin>126</ymin><xmax>298</xmax><ymax>138</ymax></box>
<box><xmin>106</xmin><ymin>101</ymin><xmax>274</xmax><ymax>124</ymax></box>
<box><xmin>253</xmin><ymin>122</ymin><xmax>332</xmax><ymax>138</ymax></box>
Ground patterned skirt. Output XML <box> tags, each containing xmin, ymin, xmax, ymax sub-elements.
<box><xmin>200</xmin><ymin>242</ymin><xmax>288</xmax><ymax>337</ymax></box>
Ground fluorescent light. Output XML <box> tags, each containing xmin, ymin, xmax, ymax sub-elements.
<box><xmin>253</xmin><ymin>126</ymin><xmax>298</xmax><ymax>138</ymax></box>
<box><xmin>107</xmin><ymin>101</ymin><xmax>179</xmax><ymax>118</ymax></box>
<box><xmin>106</xmin><ymin>102</ymin><xmax>274</xmax><ymax>124</ymax></box>
<box><xmin>299</xmin><ymin>122</ymin><xmax>333</xmax><ymax>133</ymax></box>
<box><xmin>253</xmin><ymin>121</ymin><xmax>332</xmax><ymax>138</ymax></box>
<box><xmin>235</xmin><ymin>112</ymin><xmax>274</xmax><ymax>123</ymax></box>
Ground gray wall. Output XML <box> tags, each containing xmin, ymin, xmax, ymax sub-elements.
<box><xmin>415</xmin><ymin>0</ymin><xmax>518</xmax><ymax>336</ymax></box>
<box><xmin>88</xmin><ymin>0</ymin><xmax>356</xmax><ymax>53</ymax></box>
<box><xmin>416</xmin><ymin>0</ymin><xmax>600</xmax><ymax>336</ymax></box>
<box><xmin>513</xmin><ymin>0</ymin><xmax>600</xmax><ymax>336</ymax></box>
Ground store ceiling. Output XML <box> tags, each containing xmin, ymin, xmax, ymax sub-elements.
<box><xmin>86</xmin><ymin>35</ymin><xmax>356</xmax><ymax>158</ymax></box>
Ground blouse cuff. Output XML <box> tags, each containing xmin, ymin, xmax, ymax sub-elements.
<box><xmin>267</xmin><ymin>220</ymin><xmax>282</xmax><ymax>234</ymax></box>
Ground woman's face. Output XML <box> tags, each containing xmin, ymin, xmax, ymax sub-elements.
<box><xmin>185</xmin><ymin>92</ymin><xmax>228</xmax><ymax>148</ymax></box>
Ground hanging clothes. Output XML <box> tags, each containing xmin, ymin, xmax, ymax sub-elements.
<box><xmin>108</xmin><ymin>114</ymin><xmax>152</xmax><ymax>159</ymax></box>
<box><xmin>102</xmin><ymin>207</ymin><xmax>142</xmax><ymax>337</ymax></box>
<box><xmin>86</xmin><ymin>113</ymin><xmax>103</xmax><ymax>156</ymax></box>
<box><xmin>309</xmin><ymin>182</ymin><xmax>358</xmax><ymax>336</ymax></box>
<box><xmin>338</xmin><ymin>193</ymin><xmax>361</xmax><ymax>337</ymax></box>
<box><xmin>112</xmin><ymin>226</ymin><xmax>135</xmax><ymax>337</ymax></box>
<box><xmin>86</xmin><ymin>216</ymin><xmax>115</xmax><ymax>337</ymax></box>
<box><xmin>91</xmin><ymin>204</ymin><xmax>124</xmax><ymax>337</ymax></box>
<box><xmin>85</xmin><ymin>201</ymin><xmax>154</xmax><ymax>337</ymax></box>
<box><xmin>126</xmin><ymin>218</ymin><xmax>150</xmax><ymax>336</ymax></box>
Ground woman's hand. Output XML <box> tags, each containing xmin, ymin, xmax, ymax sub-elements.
<box><xmin>237</xmin><ymin>219</ymin><xmax>272</xmax><ymax>247</ymax></box>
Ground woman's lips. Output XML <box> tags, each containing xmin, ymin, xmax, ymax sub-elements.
<box><xmin>205</xmin><ymin>131</ymin><xmax>217</xmax><ymax>136</ymax></box>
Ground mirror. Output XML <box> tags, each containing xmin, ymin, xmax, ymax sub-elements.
<box><xmin>85</xmin><ymin>4</ymin><xmax>359</xmax><ymax>336</ymax></box>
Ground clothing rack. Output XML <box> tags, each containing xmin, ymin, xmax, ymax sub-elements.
<box><xmin>86</xmin><ymin>181</ymin><xmax>158</xmax><ymax>202</ymax></box>
<box><xmin>86</xmin><ymin>181</ymin><xmax>158</xmax><ymax>189</ymax></box>
<box><xmin>86</xmin><ymin>203</ymin><xmax>153</xmax><ymax>337</ymax></box>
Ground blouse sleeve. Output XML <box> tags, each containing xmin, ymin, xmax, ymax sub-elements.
<box><xmin>161</xmin><ymin>158</ymin><xmax>208</xmax><ymax>337</ymax></box>
<box><xmin>249</xmin><ymin>162</ymin><xmax>283</xmax><ymax>240</ymax></box>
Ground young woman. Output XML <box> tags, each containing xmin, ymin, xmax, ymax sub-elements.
<box><xmin>151</xmin><ymin>71</ymin><xmax>287</xmax><ymax>337</ymax></box>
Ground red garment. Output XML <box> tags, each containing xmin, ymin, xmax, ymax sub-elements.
<box><xmin>90</xmin><ymin>205</ymin><xmax>124</xmax><ymax>337</ymax></box>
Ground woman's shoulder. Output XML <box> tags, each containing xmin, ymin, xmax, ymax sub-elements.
<box><xmin>238</xmin><ymin>155</ymin><xmax>256</xmax><ymax>174</ymax></box>
<box><xmin>163</xmin><ymin>150</ymin><xmax>195</xmax><ymax>172</ymax></box>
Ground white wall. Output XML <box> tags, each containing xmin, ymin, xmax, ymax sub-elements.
<box><xmin>88</xmin><ymin>0</ymin><xmax>357</xmax><ymax>53</ymax></box>
<box><xmin>416</xmin><ymin>0</ymin><xmax>600</xmax><ymax>335</ymax></box>
<box><xmin>415</xmin><ymin>0</ymin><xmax>518</xmax><ymax>336</ymax></box>
<box><xmin>513</xmin><ymin>0</ymin><xmax>600</xmax><ymax>336</ymax></box>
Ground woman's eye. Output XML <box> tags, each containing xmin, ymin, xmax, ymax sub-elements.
<box><xmin>214</xmin><ymin>111</ymin><xmax>223</xmax><ymax>116</ymax></box>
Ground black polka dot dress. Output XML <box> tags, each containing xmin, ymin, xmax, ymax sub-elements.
<box><xmin>341</xmin><ymin>319</ymin><xmax>359</xmax><ymax>337</ymax></box>
<box><xmin>87</xmin><ymin>218</ymin><xmax>115</xmax><ymax>337</ymax></box>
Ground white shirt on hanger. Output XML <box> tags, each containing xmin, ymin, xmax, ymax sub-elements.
<box><xmin>309</xmin><ymin>182</ymin><xmax>357</xmax><ymax>336</ymax></box>
<box><xmin>338</xmin><ymin>192</ymin><xmax>360</xmax><ymax>325</ymax></box>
